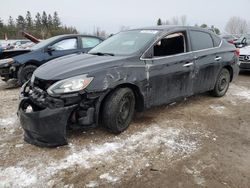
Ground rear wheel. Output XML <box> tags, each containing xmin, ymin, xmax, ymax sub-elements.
<box><xmin>210</xmin><ymin>68</ymin><xmax>230</xmax><ymax>97</ymax></box>
<box><xmin>18</xmin><ymin>65</ymin><xmax>37</xmax><ymax>86</ymax></box>
<box><xmin>101</xmin><ymin>88</ymin><xmax>135</xmax><ymax>134</ymax></box>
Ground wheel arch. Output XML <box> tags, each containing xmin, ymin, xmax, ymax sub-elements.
<box><xmin>96</xmin><ymin>83</ymin><xmax>145</xmax><ymax>126</ymax></box>
<box><xmin>223</xmin><ymin>65</ymin><xmax>233</xmax><ymax>82</ymax></box>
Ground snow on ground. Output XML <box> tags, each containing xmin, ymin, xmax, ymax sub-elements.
<box><xmin>0</xmin><ymin>115</ymin><xmax>17</xmax><ymax>128</ymax></box>
<box><xmin>227</xmin><ymin>84</ymin><xmax>250</xmax><ymax>103</ymax></box>
<box><xmin>209</xmin><ymin>104</ymin><xmax>225</xmax><ymax>114</ymax></box>
<box><xmin>0</xmin><ymin>121</ymin><xmax>208</xmax><ymax>187</ymax></box>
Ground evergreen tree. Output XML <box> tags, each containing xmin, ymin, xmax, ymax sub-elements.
<box><xmin>47</xmin><ymin>14</ymin><xmax>53</xmax><ymax>28</ymax></box>
<box><xmin>26</xmin><ymin>11</ymin><xmax>33</xmax><ymax>29</ymax></box>
<box><xmin>16</xmin><ymin>15</ymin><xmax>26</xmax><ymax>30</ymax></box>
<box><xmin>0</xmin><ymin>11</ymin><xmax>78</xmax><ymax>39</ymax></box>
<box><xmin>0</xmin><ymin>18</ymin><xmax>3</xmax><ymax>28</ymax></box>
<box><xmin>41</xmin><ymin>11</ymin><xmax>48</xmax><ymax>28</ymax></box>
<box><xmin>8</xmin><ymin>16</ymin><xmax>15</xmax><ymax>27</ymax></box>
<box><xmin>157</xmin><ymin>18</ymin><xmax>162</xmax><ymax>26</ymax></box>
<box><xmin>200</xmin><ymin>24</ymin><xmax>208</xmax><ymax>28</ymax></box>
<box><xmin>53</xmin><ymin>11</ymin><xmax>61</xmax><ymax>28</ymax></box>
<box><xmin>35</xmin><ymin>13</ymin><xmax>42</xmax><ymax>28</ymax></box>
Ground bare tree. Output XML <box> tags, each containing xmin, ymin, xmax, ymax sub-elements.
<box><xmin>171</xmin><ymin>16</ymin><xmax>179</xmax><ymax>25</ymax></box>
<box><xmin>120</xmin><ymin>25</ymin><xmax>130</xmax><ymax>31</ymax></box>
<box><xmin>225</xmin><ymin>17</ymin><xmax>248</xmax><ymax>34</ymax></box>
<box><xmin>180</xmin><ymin>15</ymin><xmax>187</xmax><ymax>26</ymax></box>
<box><xmin>162</xmin><ymin>15</ymin><xmax>187</xmax><ymax>26</ymax></box>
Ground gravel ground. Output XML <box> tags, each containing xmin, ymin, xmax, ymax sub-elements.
<box><xmin>0</xmin><ymin>73</ymin><xmax>250</xmax><ymax>188</ymax></box>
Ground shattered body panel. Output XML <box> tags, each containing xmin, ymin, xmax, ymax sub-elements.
<box><xmin>18</xmin><ymin>26</ymin><xmax>239</xmax><ymax>147</ymax></box>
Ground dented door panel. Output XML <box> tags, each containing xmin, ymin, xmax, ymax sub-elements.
<box><xmin>146</xmin><ymin>53</ymin><xmax>195</xmax><ymax>107</ymax></box>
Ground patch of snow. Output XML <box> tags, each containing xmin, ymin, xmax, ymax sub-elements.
<box><xmin>0</xmin><ymin>116</ymin><xmax>17</xmax><ymax>128</ymax></box>
<box><xmin>86</xmin><ymin>181</ymin><xmax>99</xmax><ymax>188</ymax></box>
<box><xmin>0</xmin><ymin>122</ymin><xmax>206</xmax><ymax>187</ymax></box>
<box><xmin>100</xmin><ymin>173</ymin><xmax>119</xmax><ymax>183</ymax></box>
<box><xmin>228</xmin><ymin>84</ymin><xmax>250</xmax><ymax>102</ymax></box>
<box><xmin>209</xmin><ymin>104</ymin><xmax>225</xmax><ymax>114</ymax></box>
<box><xmin>0</xmin><ymin>167</ymin><xmax>37</xmax><ymax>187</ymax></box>
<box><xmin>15</xmin><ymin>144</ymin><xmax>24</xmax><ymax>148</ymax></box>
<box><xmin>184</xmin><ymin>166</ymin><xmax>205</xmax><ymax>186</ymax></box>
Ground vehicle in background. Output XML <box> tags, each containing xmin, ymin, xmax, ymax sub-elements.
<box><xmin>222</xmin><ymin>34</ymin><xmax>238</xmax><ymax>44</ymax></box>
<box><xmin>8</xmin><ymin>40</ymin><xmax>33</xmax><ymax>50</ymax></box>
<box><xmin>0</xmin><ymin>34</ymin><xmax>103</xmax><ymax>85</ymax></box>
<box><xmin>18</xmin><ymin>26</ymin><xmax>239</xmax><ymax>147</ymax></box>
<box><xmin>239</xmin><ymin>45</ymin><xmax>250</xmax><ymax>71</ymax></box>
<box><xmin>233</xmin><ymin>34</ymin><xmax>250</xmax><ymax>48</ymax></box>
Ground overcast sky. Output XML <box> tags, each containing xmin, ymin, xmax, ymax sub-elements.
<box><xmin>0</xmin><ymin>0</ymin><xmax>250</xmax><ymax>34</ymax></box>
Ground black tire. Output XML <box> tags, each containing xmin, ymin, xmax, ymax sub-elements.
<box><xmin>18</xmin><ymin>65</ymin><xmax>37</xmax><ymax>86</ymax></box>
<box><xmin>101</xmin><ymin>88</ymin><xmax>135</xmax><ymax>134</ymax></box>
<box><xmin>211</xmin><ymin>68</ymin><xmax>230</xmax><ymax>97</ymax></box>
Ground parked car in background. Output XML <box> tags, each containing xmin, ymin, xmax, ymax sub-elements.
<box><xmin>222</xmin><ymin>34</ymin><xmax>238</xmax><ymax>44</ymax></box>
<box><xmin>0</xmin><ymin>34</ymin><xmax>103</xmax><ymax>85</ymax></box>
<box><xmin>239</xmin><ymin>45</ymin><xmax>250</xmax><ymax>71</ymax></box>
<box><xmin>18</xmin><ymin>26</ymin><xmax>239</xmax><ymax>147</ymax></box>
<box><xmin>233</xmin><ymin>34</ymin><xmax>250</xmax><ymax>48</ymax></box>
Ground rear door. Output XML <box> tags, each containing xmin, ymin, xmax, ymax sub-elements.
<box><xmin>189</xmin><ymin>30</ymin><xmax>221</xmax><ymax>93</ymax></box>
<box><xmin>144</xmin><ymin>30</ymin><xmax>196</xmax><ymax>107</ymax></box>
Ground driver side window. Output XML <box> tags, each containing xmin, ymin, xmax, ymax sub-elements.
<box><xmin>153</xmin><ymin>32</ymin><xmax>186</xmax><ymax>57</ymax></box>
<box><xmin>52</xmin><ymin>38</ymin><xmax>77</xmax><ymax>51</ymax></box>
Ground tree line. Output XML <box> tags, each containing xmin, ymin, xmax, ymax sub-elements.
<box><xmin>0</xmin><ymin>11</ymin><xmax>78</xmax><ymax>40</ymax></box>
<box><xmin>156</xmin><ymin>15</ymin><xmax>221</xmax><ymax>35</ymax></box>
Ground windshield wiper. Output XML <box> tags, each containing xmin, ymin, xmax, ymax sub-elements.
<box><xmin>89</xmin><ymin>52</ymin><xmax>114</xmax><ymax>56</ymax></box>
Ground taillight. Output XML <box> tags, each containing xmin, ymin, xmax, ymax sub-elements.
<box><xmin>234</xmin><ymin>48</ymin><xmax>240</xmax><ymax>57</ymax></box>
<box><xmin>228</xmin><ymin>40</ymin><xmax>234</xmax><ymax>44</ymax></box>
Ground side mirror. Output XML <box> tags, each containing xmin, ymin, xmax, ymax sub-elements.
<box><xmin>46</xmin><ymin>46</ymin><xmax>55</xmax><ymax>52</ymax></box>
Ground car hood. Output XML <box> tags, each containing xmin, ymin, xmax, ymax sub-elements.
<box><xmin>240</xmin><ymin>45</ymin><xmax>250</xmax><ymax>56</ymax></box>
<box><xmin>34</xmin><ymin>53</ymin><xmax>130</xmax><ymax>80</ymax></box>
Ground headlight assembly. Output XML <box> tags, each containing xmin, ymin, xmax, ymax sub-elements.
<box><xmin>0</xmin><ymin>58</ymin><xmax>14</xmax><ymax>65</ymax></box>
<box><xmin>47</xmin><ymin>74</ymin><xmax>93</xmax><ymax>95</ymax></box>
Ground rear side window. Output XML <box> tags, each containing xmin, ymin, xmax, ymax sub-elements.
<box><xmin>190</xmin><ymin>31</ymin><xmax>213</xmax><ymax>51</ymax></box>
<box><xmin>212</xmin><ymin>34</ymin><xmax>222</xmax><ymax>47</ymax></box>
<box><xmin>81</xmin><ymin>37</ymin><xmax>101</xmax><ymax>48</ymax></box>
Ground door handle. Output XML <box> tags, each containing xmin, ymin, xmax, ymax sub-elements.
<box><xmin>183</xmin><ymin>62</ymin><xmax>194</xmax><ymax>67</ymax></box>
<box><xmin>215</xmin><ymin>56</ymin><xmax>222</xmax><ymax>61</ymax></box>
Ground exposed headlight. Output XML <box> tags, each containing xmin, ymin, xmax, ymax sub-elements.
<box><xmin>47</xmin><ymin>74</ymin><xmax>93</xmax><ymax>95</ymax></box>
<box><xmin>0</xmin><ymin>58</ymin><xmax>14</xmax><ymax>65</ymax></box>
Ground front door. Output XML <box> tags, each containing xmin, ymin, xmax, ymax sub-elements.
<box><xmin>144</xmin><ymin>31</ymin><xmax>196</xmax><ymax>107</ymax></box>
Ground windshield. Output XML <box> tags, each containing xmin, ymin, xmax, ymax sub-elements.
<box><xmin>89</xmin><ymin>30</ymin><xmax>159</xmax><ymax>56</ymax></box>
<box><xmin>31</xmin><ymin>36</ymin><xmax>61</xmax><ymax>50</ymax></box>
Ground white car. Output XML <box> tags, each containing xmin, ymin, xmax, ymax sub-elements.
<box><xmin>239</xmin><ymin>45</ymin><xmax>250</xmax><ymax>71</ymax></box>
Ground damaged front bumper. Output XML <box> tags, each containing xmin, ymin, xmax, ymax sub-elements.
<box><xmin>18</xmin><ymin>81</ymin><xmax>99</xmax><ymax>147</ymax></box>
<box><xmin>18</xmin><ymin>98</ymin><xmax>76</xmax><ymax>147</ymax></box>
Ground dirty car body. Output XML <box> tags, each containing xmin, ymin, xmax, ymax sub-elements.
<box><xmin>0</xmin><ymin>34</ymin><xmax>103</xmax><ymax>84</ymax></box>
<box><xmin>18</xmin><ymin>26</ymin><xmax>239</xmax><ymax>147</ymax></box>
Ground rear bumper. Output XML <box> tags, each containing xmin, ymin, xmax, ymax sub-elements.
<box><xmin>18</xmin><ymin>98</ymin><xmax>77</xmax><ymax>147</ymax></box>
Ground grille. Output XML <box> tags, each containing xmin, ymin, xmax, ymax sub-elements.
<box><xmin>239</xmin><ymin>55</ymin><xmax>250</xmax><ymax>62</ymax></box>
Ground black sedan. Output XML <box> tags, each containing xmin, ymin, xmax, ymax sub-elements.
<box><xmin>18</xmin><ymin>26</ymin><xmax>239</xmax><ymax>147</ymax></box>
<box><xmin>0</xmin><ymin>34</ymin><xmax>103</xmax><ymax>85</ymax></box>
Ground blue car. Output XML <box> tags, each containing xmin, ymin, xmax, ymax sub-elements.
<box><xmin>0</xmin><ymin>34</ymin><xmax>103</xmax><ymax>85</ymax></box>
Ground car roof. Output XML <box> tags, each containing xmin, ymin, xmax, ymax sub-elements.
<box><xmin>53</xmin><ymin>34</ymin><xmax>104</xmax><ymax>40</ymax></box>
<box><xmin>129</xmin><ymin>25</ymin><xmax>214</xmax><ymax>34</ymax></box>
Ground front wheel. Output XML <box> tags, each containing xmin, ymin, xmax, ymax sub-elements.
<box><xmin>101</xmin><ymin>88</ymin><xmax>135</xmax><ymax>134</ymax></box>
<box><xmin>210</xmin><ymin>68</ymin><xmax>230</xmax><ymax>97</ymax></box>
<box><xmin>18</xmin><ymin>65</ymin><xmax>37</xmax><ymax>86</ymax></box>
